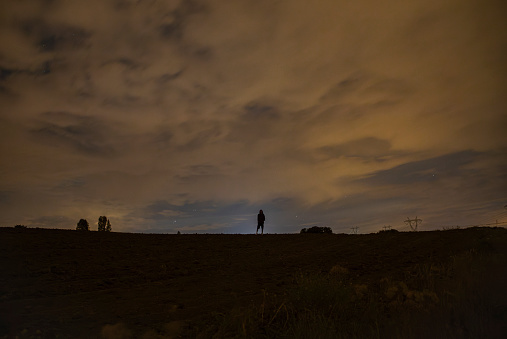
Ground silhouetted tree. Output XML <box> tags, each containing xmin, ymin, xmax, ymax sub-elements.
<box><xmin>105</xmin><ymin>219</ymin><xmax>112</xmax><ymax>232</ymax></box>
<box><xmin>300</xmin><ymin>226</ymin><xmax>332</xmax><ymax>234</ymax></box>
<box><xmin>98</xmin><ymin>216</ymin><xmax>107</xmax><ymax>231</ymax></box>
<box><xmin>76</xmin><ymin>219</ymin><xmax>89</xmax><ymax>231</ymax></box>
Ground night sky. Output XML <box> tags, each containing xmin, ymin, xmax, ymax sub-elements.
<box><xmin>1</xmin><ymin>0</ymin><xmax>506</xmax><ymax>233</ymax></box>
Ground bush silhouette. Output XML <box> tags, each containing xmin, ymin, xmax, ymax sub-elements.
<box><xmin>76</xmin><ymin>219</ymin><xmax>89</xmax><ymax>231</ymax></box>
<box><xmin>300</xmin><ymin>226</ymin><xmax>332</xmax><ymax>234</ymax></box>
<box><xmin>379</xmin><ymin>229</ymin><xmax>399</xmax><ymax>234</ymax></box>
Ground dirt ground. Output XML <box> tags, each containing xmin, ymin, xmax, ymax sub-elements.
<box><xmin>1</xmin><ymin>227</ymin><xmax>506</xmax><ymax>338</ymax></box>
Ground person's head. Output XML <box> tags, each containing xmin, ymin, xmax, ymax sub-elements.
<box><xmin>259</xmin><ymin>209</ymin><xmax>263</xmax><ymax>214</ymax></box>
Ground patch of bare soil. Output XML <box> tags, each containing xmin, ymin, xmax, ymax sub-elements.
<box><xmin>0</xmin><ymin>227</ymin><xmax>506</xmax><ymax>338</ymax></box>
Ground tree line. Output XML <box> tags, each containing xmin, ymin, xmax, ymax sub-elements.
<box><xmin>76</xmin><ymin>216</ymin><xmax>112</xmax><ymax>232</ymax></box>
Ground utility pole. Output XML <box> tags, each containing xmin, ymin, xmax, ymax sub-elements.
<box><xmin>404</xmin><ymin>216</ymin><xmax>422</xmax><ymax>231</ymax></box>
<box><xmin>350</xmin><ymin>226</ymin><xmax>359</xmax><ymax>234</ymax></box>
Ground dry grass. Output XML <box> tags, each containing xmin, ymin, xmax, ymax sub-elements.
<box><xmin>194</xmin><ymin>236</ymin><xmax>507</xmax><ymax>338</ymax></box>
<box><xmin>1</xmin><ymin>227</ymin><xmax>506</xmax><ymax>338</ymax></box>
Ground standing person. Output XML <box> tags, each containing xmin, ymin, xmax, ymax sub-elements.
<box><xmin>256</xmin><ymin>210</ymin><xmax>265</xmax><ymax>235</ymax></box>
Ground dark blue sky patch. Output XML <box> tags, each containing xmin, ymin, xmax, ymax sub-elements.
<box><xmin>319</xmin><ymin>137</ymin><xmax>393</xmax><ymax>160</ymax></box>
<box><xmin>358</xmin><ymin>150</ymin><xmax>481</xmax><ymax>186</ymax></box>
<box><xmin>158</xmin><ymin>71</ymin><xmax>183</xmax><ymax>83</ymax></box>
<box><xmin>32</xmin><ymin>111</ymin><xmax>117</xmax><ymax>157</ymax></box>
<box><xmin>20</xmin><ymin>18</ymin><xmax>91</xmax><ymax>53</ymax></box>
<box><xmin>34</xmin><ymin>124</ymin><xmax>114</xmax><ymax>156</ymax></box>
<box><xmin>158</xmin><ymin>0</ymin><xmax>208</xmax><ymax>42</ymax></box>
<box><xmin>320</xmin><ymin>76</ymin><xmax>363</xmax><ymax>102</ymax></box>
<box><xmin>177</xmin><ymin>123</ymin><xmax>223</xmax><ymax>151</ymax></box>
<box><xmin>134</xmin><ymin>198</ymin><xmax>295</xmax><ymax>233</ymax></box>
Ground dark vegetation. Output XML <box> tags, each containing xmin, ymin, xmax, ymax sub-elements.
<box><xmin>378</xmin><ymin>229</ymin><xmax>399</xmax><ymax>234</ymax></box>
<box><xmin>0</xmin><ymin>227</ymin><xmax>506</xmax><ymax>338</ymax></box>
<box><xmin>300</xmin><ymin>226</ymin><xmax>333</xmax><ymax>234</ymax></box>
<box><xmin>75</xmin><ymin>219</ymin><xmax>89</xmax><ymax>231</ymax></box>
<box><xmin>75</xmin><ymin>216</ymin><xmax>112</xmax><ymax>232</ymax></box>
<box><xmin>97</xmin><ymin>216</ymin><xmax>112</xmax><ymax>232</ymax></box>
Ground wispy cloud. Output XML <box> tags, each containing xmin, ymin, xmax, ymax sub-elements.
<box><xmin>0</xmin><ymin>0</ymin><xmax>505</xmax><ymax>232</ymax></box>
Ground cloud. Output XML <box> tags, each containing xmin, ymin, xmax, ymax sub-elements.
<box><xmin>0</xmin><ymin>0</ymin><xmax>505</xmax><ymax>232</ymax></box>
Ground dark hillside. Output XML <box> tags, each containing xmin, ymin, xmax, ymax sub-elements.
<box><xmin>0</xmin><ymin>227</ymin><xmax>506</xmax><ymax>338</ymax></box>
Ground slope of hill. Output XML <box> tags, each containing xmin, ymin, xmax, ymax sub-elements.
<box><xmin>1</xmin><ymin>227</ymin><xmax>506</xmax><ymax>338</ymax></box>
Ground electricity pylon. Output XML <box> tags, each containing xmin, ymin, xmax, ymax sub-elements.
<box><xmin>404</xmin><ymin>216</ymin><xmax>422</xmax><ymax>231</ymax></box>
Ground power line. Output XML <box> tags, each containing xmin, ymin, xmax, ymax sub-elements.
<box><xmin>470</xmin><ymin>221</ymin><xmax>507</xmax><ymax>227</ymax></box>
<box><xmin>429</xmin><ymin>220</ymin><xmax>507</xmax><ymax>229</ymax></box>
<box><xmin>483</xmin><ymin>211</ymin><xmax>507</xmax><ymax>224</ymax></box>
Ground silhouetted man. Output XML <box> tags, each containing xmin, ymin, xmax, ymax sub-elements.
<box><xmin>256</xmin><ymin>210</ymin><xmax>265</xmax><ymax>234</ymax></box>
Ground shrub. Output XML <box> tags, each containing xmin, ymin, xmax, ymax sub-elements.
<box><xmin>76</xmin><ymin>219</ymin><xmax>89</xmax><ymax>231</ymax></box>
<box><xmin>378</xmin><ymin>229</ymin><xmax>399</xmax><ymax>234</ymax></box>
<box><xmin>300</xmin><ymin>226</ymin><xmax>332</xmax><ymax>234</ymax></box>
